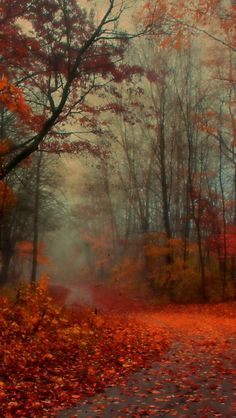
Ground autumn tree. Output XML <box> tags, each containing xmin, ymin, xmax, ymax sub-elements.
<box><xmin>0</xmin><ymin>0</ymin><xmax>148</xmax><ymax>179</ymax></box>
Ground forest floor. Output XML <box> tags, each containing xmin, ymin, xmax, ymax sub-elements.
<box><xmin>56</xmin><ymin>281</ymin><xmax>236</xmax><ymax>418</ymax></box>
<box><xmin>0</xmin><ymin>280</ymin><xmax>235</xmax><ymax>417</ymax></box>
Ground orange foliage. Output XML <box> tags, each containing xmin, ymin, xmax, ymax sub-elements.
<box><xmin>16</xmin><ymin>241</ymin><xmax>51</xmax><ymax>265</ymax></box>
<box><xmin>143</xmin><ymin>236</ymin><xmax>203</xmax><ymax>301</ymax></box>
<box><xmin>112</xmin><ymin>256</ymin><xmax>144</xmax><ymax>286</ymax></box>
<box><xmin>0</xmin><ymin>278</ymin><xmax>168</xmax><ymax>416</ymax></box>
<box><xmin>0</xmin><ymin>76</ymin><xmax>32</xmax><ymax>120</ymax></box>
<box><xmin>196</xmin><ymin>122</ymin><xmax>217</xmax><ymax>135</ymax></box>
<box><xmin>141</xmin><ymin>0</ymin><xmax>236</xmax><ymax>53</ymax></box>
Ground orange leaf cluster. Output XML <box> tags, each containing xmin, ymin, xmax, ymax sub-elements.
<box><xmin>0</xmin><ymin>76</ymin><xmax>32</xmax><ymax>120</ymax></box>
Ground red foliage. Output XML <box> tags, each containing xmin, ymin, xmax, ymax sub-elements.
<box><xmin>0</xmin><ymin>279</ymin><xmax>168</xmax><ymax>416</ymax></box>
<box><xmin>146</xmin><ymin>69</ymin><xmax>159</xmax><ymax>83</ymax></box>
<box><xmin>0</xmin><ymin>0</ymin><xmax>147</xmax><ymax>174</ymax></box>
<box><xmin>0</xmin><ymin>278</ymin><xmax>236</xmax><ymax>416</ymax></box>
<box><xmin>40</xmin><ymin>140</ymin><xmax>109</xmax><ymax>159</ymax></box>
<box><xmin>209</xmin><ymin>225</ymin><xmax>236</xmax><ymax>258</ymax></box>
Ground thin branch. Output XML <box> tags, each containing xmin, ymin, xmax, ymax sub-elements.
<box><xmin>173</xmin><ymin>18</ymin><xmax>236</xmax><ymax>53</ymax></box>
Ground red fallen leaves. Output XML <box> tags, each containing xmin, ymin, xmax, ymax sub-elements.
<box><xmin>2</xmin><ymin>278</ymin><xmax>235</xmax><ymax>417</ymax></box>
<box><xmin>0</xmin><ymin>277</ymin><xmax>169</xmax><ymax>417</ymax></box>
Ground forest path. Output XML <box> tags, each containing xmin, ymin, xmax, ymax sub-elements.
<box><xmin>55</xmin><ymin>283</ymin><xmax>236</xmax><ymax>417</ymax></box>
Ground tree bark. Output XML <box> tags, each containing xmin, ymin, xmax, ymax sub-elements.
<box><xmin>30</xmin><ymin>152</ymin><xmax>42</xmax><ymax>285</ymax></box>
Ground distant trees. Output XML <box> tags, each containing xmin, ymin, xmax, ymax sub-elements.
<box><xmin>73</xmin><ymin>16</ymin><xmax>236</xmax><ymax>301</ymax></box>
<box><xmin>0</xmin><ymin>151</ymin><xmax>64</xmax><ymax>285</ymax></box>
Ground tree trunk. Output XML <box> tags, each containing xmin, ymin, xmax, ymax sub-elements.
<box><xmin>30</xmin><ymin>152</ymin><xmax>42</xmax><ymax>285</ymax></box>
<box><xmin>218</xmin><ymin>136</ymin><xmax>227</xmax><ymax>299</ymax></box>
<box><xmin>0</xmin><ymin>249</ymin><xmax>12</xmax><ymax>286</ymax></box>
